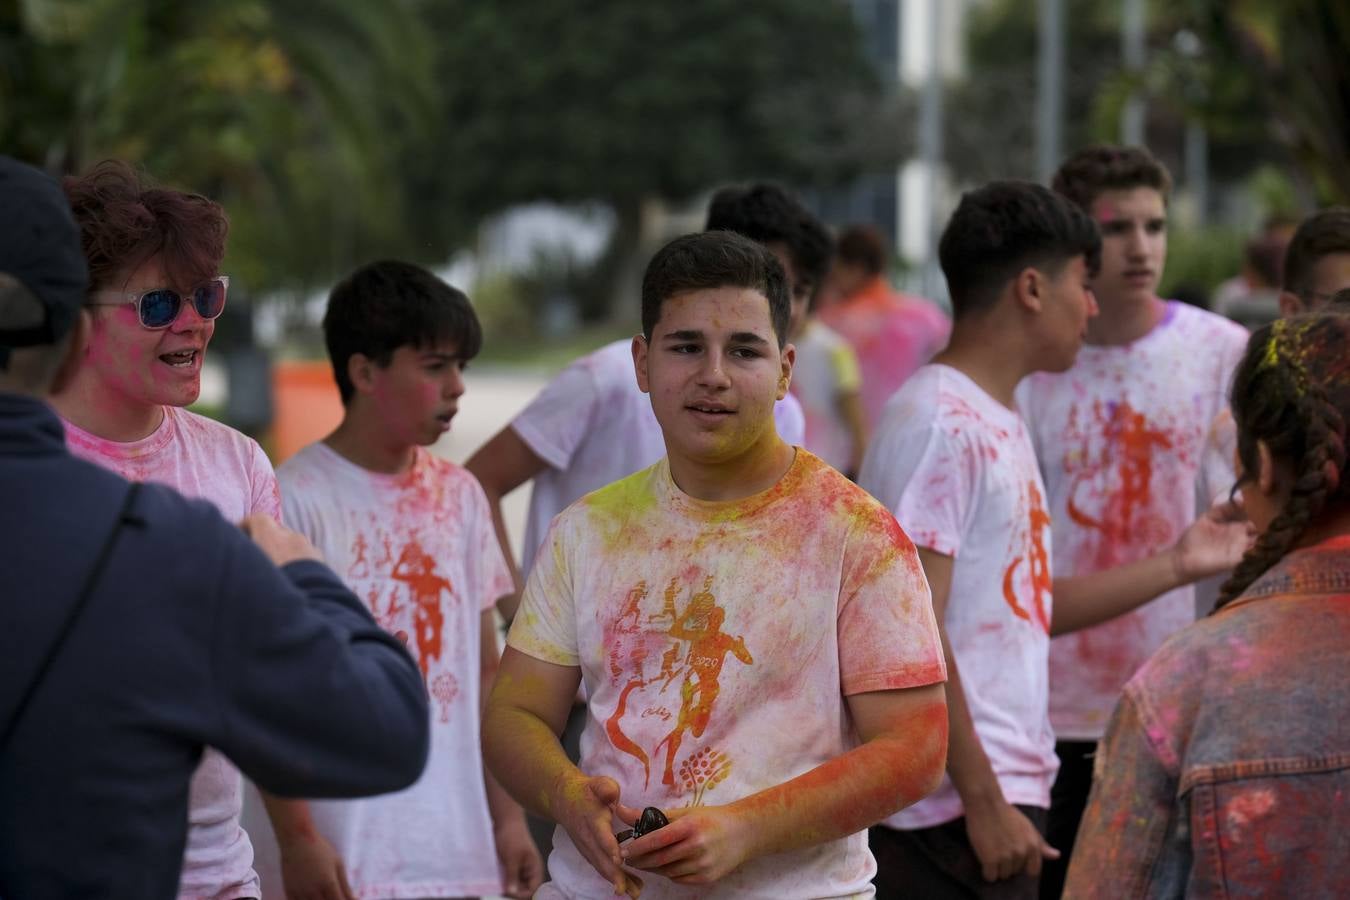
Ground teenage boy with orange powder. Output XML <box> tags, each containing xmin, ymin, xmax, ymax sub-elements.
<box><xmin>484</xmin><ymin>230</ymin><xmax>950</xmax><ymax>898</ymax></box>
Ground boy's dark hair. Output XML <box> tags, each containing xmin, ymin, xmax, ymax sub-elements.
<box><xmin>835</xmin><ymin>224</ymin><xmax>889</xmax><ymax>276</ymax></box>
<box><xmin>938</xmin><ymin>181</ymin><xmax>1101</xmax><ymax>320</ymax></box>
<box><xmin>64</xmin><ymin>160</ymin><xmax>227</xmax><ymax>292</ymax></box>
<box><xmin>323</xmin><ymin>260</ymin><xmax>482</xmax><ymax>405</ymax></box>
<box><xmin>1217</xmin><ymin>314</ymin><xmax>1350</xmax><ymax>609</ymax></box>
<box><xmin>1051</xmin><ymin>145</ymin><xmax>1172</xmax><ymax>212</ymax></box>
<box><xmin>641</xmin><ymin>231</ymin><xmax>790</xmax><ymax>348</ymax></box>
<box><xmin>705</xmin><ymin>183</ymin><xmax>832</xmax><ymax>297</ymax></box>
<box><xmin>1281</xmin><ymin>207</ymin><xmax>1350</xmax><ymax>298</ymax></box>
<box><xmin>1331</xmin><ymin>287</ymin><xmax>1350</xmax><ymax>308</ymax></box>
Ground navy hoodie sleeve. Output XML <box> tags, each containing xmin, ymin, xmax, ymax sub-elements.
<box><xmin>202</xmin><ymin>517</ymin><xmax>430</xmax><ymax>797</ymax></box>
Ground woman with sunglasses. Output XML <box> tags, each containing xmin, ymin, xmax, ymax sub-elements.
<box><xmin>1064</xmin><ymin>312</ymin><xmax>1350</xmax><ymax>898</ymax></box>
<box><xmin>52</xmin><ymin>160</ymin><xmax>279</xmax><ymax>900</ymax></box>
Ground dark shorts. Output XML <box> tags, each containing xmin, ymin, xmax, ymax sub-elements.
<box><xmin>1039</xmin><ymin>740</ymin><xmax>1097</xmax><ymax>900</ymax></box>
<box><xmin>870</xmin><ymin>805</ymin><xmax>1048</xmax><ymax>900</ymax></box>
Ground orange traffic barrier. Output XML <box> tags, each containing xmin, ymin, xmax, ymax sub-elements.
<box><xmin>269</xmin><ymin>360</ymin><xmax>344</xmax><ymax>466</ymax></box>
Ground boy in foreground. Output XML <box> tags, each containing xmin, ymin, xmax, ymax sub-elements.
<box><xmin>251</xmin><ymin>262</ymin><xmax>541</xmax><ymax>898</ymax></box>
<box><xmin>484</xmin><ymin>230</ymin><xmax>949</xmax><ymax>898</ymax></box>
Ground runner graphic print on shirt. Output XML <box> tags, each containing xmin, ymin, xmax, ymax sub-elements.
<box><xmin>345</xmin><ymin>516</ymin><xmax>461</xmax><ymax>692</ymax></box>
<box><xmin>1064</xmin><ymin>399</ymin><xmax>1181</xmax><ymax>564</ymax></box>
<box><xmin>603</xmin><ymin>573</ymin><xmax>753</xmax><ymax>801</ymax></box>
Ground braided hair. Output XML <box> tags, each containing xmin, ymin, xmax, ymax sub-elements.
<box><xmin>1217</xmin><ymin>313</ymin><xmax>1350</xmax><ymax>609</ymax></box>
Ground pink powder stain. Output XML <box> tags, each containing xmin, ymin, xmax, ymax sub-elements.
<box><xmin>1223</xmin><ymin>788</ymin><xmax>1276</xmax><ymax>844</ymax></box>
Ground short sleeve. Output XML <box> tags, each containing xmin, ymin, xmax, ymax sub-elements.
<box><xmin>859</xmin><ymin>410</ymin><xmax>976</xmax><ymax>558</ymax></box>
<box><xmin>466</xmin><ymin>476</ymin><xmax>514</xmax><ymax>613</ymax></box>
<box><xmin>837</xmin><ymin>507</ymin><xmax>946</xmax><ymax>695</ymax></box>
<box><xmin>774</xmin><ymin>392</ymin><xmax>806</xmax><ymax>445</ymax></box>
<box><xmin>829</xmin><ymin>341</ymin><xmax>862</xmax><ymax>394</ymax></box>
<box><xmin>505</xmin><ymin>517</ymin><xmax>580</xmax><ymax>666</ymax></box>
<box><xmin>248</xmin><ymin>440</ymin><xmax>283</xmax><ymax>520</ymax></box>
<box><xmin>510</xmin><ymin>355</ymin><xmax>603</xmax><ymax>471</ymax></box>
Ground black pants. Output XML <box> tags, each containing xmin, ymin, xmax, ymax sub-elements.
<box><xmin>870</xmin><ymin>805</ymin><xmax>1048</xmax><ymax>899</ymax></box>
<box><xmin>1038</xmin><ymin>741</ymin><xmax>1097</xmax><ymax>900</ymax></box>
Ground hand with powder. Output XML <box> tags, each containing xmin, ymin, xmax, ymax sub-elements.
<box><xmin>621</xmin><ymin>804</ymin><xmax>753</xmax><ymax>885</ymax></box>
<box><xmin>240</xmin><ymin>513</ymin><xmax>323</xmax><ymax>567</ymax></box>
<box><xmin>1170</xmin><ymin>498</ymin><xmax>1256</xmax><ymax>581</ymax></box>
<box><xmin>551</xmin><ymin>772</ymin><xmax>643</xmax><ymax>898</ymax></box>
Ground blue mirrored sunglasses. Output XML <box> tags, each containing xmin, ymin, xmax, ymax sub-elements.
<box><xmin>88</xmin><ymin>276</ymin><xmax>229</xmax><ymax>329</ymax></box>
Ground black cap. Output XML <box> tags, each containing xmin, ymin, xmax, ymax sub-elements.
<box><xmin>0</xmin><ymin>156</ymin><xmax>88</xmax><ymax>363</ymax></box>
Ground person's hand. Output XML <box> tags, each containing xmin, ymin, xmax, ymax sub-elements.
<box><xmin>964</xmin><ymin>796</ymin><xmax>1059</xmax><ymax>881</ymax></box>
<box><xmin>277</xmin><ymin>830</ymin><xmax>355</xmax><ymax>900</ymax></box>
<box><xmin>550</xmin><ymin>773</ymin><xmax>642</xmax><ymax>898</ymax></box>
<box><xmin>240</xmin><ymin>514</ymin><xmax>322</xmax><ymax>567</ymax></box>
<box><xmin>621</xmin><ymin>804</ymin><xmax>753</xmax><ymax>885</ymax></box>
<box><xmin>1171</xmin><ymin>498</ymin><xmax>1256</xmax><ymax>582</ymax></box>
<box><xmin>494</xmin><ymin>816</ymin><xmax>545</xmax><ymax>898</ymax></box>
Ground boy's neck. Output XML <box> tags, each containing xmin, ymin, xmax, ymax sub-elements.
<box><xmin>324</xmin><ymin>415</ymin><xmax>418</xmax><ymax>475</ymax></box>
<box><xmin>668</xmin><ymin>433</ymin><xmax>796</xmax><ymax>503</ymax></box>
<box><xmin>1085</xmin><ymin>293</ymin><xmax>1167</xmax><ymax>346</ymax></box>
<box><xmin>933</xmin><ymin>324</ymin><xmax>1033</xmax><ymax>410</ymax></box>
<box><xmin>51</xmin><ymin>378</ymin><xmax>165</xmax><ymax>442</ymax></box>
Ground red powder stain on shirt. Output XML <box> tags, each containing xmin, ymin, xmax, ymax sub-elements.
<box><xmin>389</xmin><ymin>537</ymin><xmax>454</xmax><ymax>684</ymax></box>
<box><xmin>1066</xmin><ymin>400</ymin><xmax>1175</xmax><ymax>567</ymax></box>
<box><xmin>1002</xmin><ymin>481</ymin><xmax>1052</xmax><ymax>632</ymax></box>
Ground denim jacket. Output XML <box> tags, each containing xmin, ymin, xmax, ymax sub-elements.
<box><xmin>1064</xmin><ymin>535</ymin><xmax>1350</xmax><ymax>899</ymax></box>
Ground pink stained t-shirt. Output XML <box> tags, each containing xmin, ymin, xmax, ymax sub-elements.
<box><xmin>510</xmin><ymin>338</ymin><xmax>807</xmax><ymax>577</ymax></box>
<box><xmin>509</xmin><ymin>450</ymin><xmax>946</xmax><ymax>899</ymax></box>
<box><xmin>1016</xmin><ymin>302</ymin><xmax>1249</xmax><ymax>740</ymax></box>
<box><xmin>819</xmin><ymin>277</ymin><xmax>951</xmax><ymax>432</ymax></box>
<box><xmin>242</xmin><ymin>442</ymin><xmax>514</xmax><ymax>898</ymax></box>
<box><xmin>859</xmin><ymin>365</ymin><xmax>1058</xmax><ymax>828</ymax></box>
<box><xmin>62</xmin><ymin>404</ymin><xmax>280</xmax><ymax>900</ymax></box>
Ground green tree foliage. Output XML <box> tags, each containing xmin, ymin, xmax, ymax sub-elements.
<box><xmin>2</xmin><ymin>0</ymin><xmax>437</xmax><ymax>297</ymax></box>
<box><xmin>420</xmin><ymin>0</ymin><xmax>901</xmax><ymax>319</ymax></box>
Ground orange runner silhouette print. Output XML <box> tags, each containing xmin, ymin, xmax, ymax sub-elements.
<box><xmin>602</xmin><ymin>573</ymin><xmax>753</xmax><ymax>798</ymax></box>
<box><xmin>1066</xmin><ymin>400</ymin><xmax>1177</xmax><ymax>566</ymax></box>
<box><xmin>1002</xmin><ymin>481</ymin><xmax>1053</xmax><ymax>632</ymax></box>
<box><xmin>390</xmin><ymin>537</ymin><xmax>454</xmax><ymax>684</ymax></box>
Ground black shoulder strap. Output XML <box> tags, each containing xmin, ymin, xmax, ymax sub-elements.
<box><xmin>0</xmin><ymin>482</ymin><xmax>142</xmax><ymax>749</ymax></box>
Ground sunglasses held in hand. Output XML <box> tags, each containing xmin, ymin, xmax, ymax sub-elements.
<box><xmin>88</xmin><ymin>276</ymin><xmax>229</xmax><ymax>329</ymax></box>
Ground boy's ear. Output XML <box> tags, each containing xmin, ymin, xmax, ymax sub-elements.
<box><xmin>631</xmin><ymin>334</ymin><xmax>651</xmax><ymax>395</ymax></box>
<box><xmin>778</xmin><ymin>341</ymin><xmax>795</xmax><ymax>400</ymax></box>
<box><xmin>1013</xmin><ymin>267</ymin><xmax>1044</xmax><ymax>314</ymax></box>
<box><xmin>1277</xmin><ymin>290</ymin><xmax>1304</xmax><ymax>318</ymax></box>
<box><xmin>347</xmin><ymin>352</ymin><xmax>378</xmax><ymax>397</ymax></box>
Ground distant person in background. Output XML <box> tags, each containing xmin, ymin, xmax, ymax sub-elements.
<box><xmin>1210</xmin><ymin>215</ymin><xmax>1297</xmax><ymax>327</ymax></box>
<box><xmin>0</xmin><ymin>154</ymin><xmax>429</xmax><ymax>900</ymax></box>
<box><xmin>819</xmin><ymin>223</ymin><xmax>951</xmax><ymax>430</ymax></box>
<box><xmin>788</xmin><ymin>289</ymin><xmax>866</xmax><ymax>478</ymax></box>
<box><xmin>1276</xmin><ymin>207</ymin><xmax>1350</xmax><ymax>317</ymax></box>
<box><xmin>52</xmin><ymin>159</ymin><xmax>291</xmax><ymax>900</ymax></box>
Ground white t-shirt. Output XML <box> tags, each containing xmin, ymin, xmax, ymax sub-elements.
<box><xmin>508</xmin><ymin>450</ymin><xmax>946</xmax><ymax>899</ymax></box>
<box><xmin>1016</xmin><ymin>302</ymin><xmax>1248</xmax><ymax>740</ymax></box>
<box><xmin>791</xmin><ymin>319</ymin><xmax>863</xmax><ymax>473</ymax></box>
<box><xmin>859</xmin><ymin>365</ymin><xmax>1058</xmax><ymax>829</ymax></box>
<box><xmin>63</xmin><ymin>405</ymin><xmax>280</xmax><ymax>900</ymax></box>
<box><xmin>512</xmin><ymin>339</ymin><xmax>806</xmax><ymax>575</ymax></box>
<box><xmin>242</xmin><ymin>442</ymin><xmax>514</xmax><ymax>899</ymax></box>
